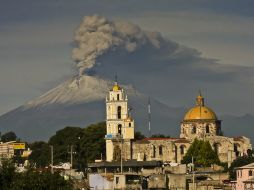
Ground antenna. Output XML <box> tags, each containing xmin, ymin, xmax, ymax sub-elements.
<box><xmin>115</xmin><ymin>73</ymin><xmax>118</xmax><ymax>83</ymax></box>
<box><xmin>148</xmin><ymin>97</ymin><xmax>151</xmax><ymax>137</ymax></box>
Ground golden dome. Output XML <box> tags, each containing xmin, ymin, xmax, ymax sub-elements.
<box><xmin>183</xmin><ymin>93</ymin><xmax>217</xmax><ymax>121</ymax></box>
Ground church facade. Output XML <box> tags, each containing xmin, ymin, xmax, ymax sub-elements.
<box><xmin>105</xmin><ymin>81</ymin><xmax>252</xmax><ymax>166</ymax></box>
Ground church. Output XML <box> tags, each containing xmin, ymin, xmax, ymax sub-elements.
<box><xmin>105</xmin><ymin>81</ymin><xmax>252</xmax><ymax>167</ymax></box>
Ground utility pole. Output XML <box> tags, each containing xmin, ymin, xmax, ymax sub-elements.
<box><xmin>50</xmin><ymin>145</ymin><xmax>54</xmax><ymax>174</ymax></box>
<box><xmin>192</xmin><ymin>156</ymin><xmax>195</xmax><ymax>190</ymax></box>
<box><xmin>148</xmin><ymin>97</ymin><xmax>151</xmax><ymax>137</ymax></box>
<box><xmin>120</xmin><ymin>137</ymin><xmax>123</xmax><ymax>174</ymax></box>
<box><xmin>70</xmin><ymin>145</ymin><xmax>73</xmax><ymax>169</ymax></box>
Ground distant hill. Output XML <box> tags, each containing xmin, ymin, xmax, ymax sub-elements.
<box><xmin>0</xmin><ymin>75</ymin><xmax>185</xmax><ymax>141</ymax></box>
<box><xmin>0</xmin><ymin>75</ymin><xmax>253</xmax><ymax>143</ymax></box>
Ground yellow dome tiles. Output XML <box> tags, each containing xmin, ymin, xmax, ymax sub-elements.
<box><xmin>184</xmin><ymin>93</ymin><xmax>218</xmax><ymax>121</ymax></box>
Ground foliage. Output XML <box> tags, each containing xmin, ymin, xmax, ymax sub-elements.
<box><xmin>182</xmin><ymin>139</ymin><xmax>220</xmax><ymax>167</ymax></box>
<box><xmin>228</xmin><ymin>155</ymin><xmax>254</xmax><ymax>180</ymax></box>
<box><xmin>28</xmin><ymin>122</ymin><xmax>106</xmax><ymax>171</ymax></box>
<box><xmin>134</xmin><ymin>131</ymin><xmax>146</xmax><ymax>140</ymax></box>
<box><xmin>48</xmin><ymin>126</ymin><xmax>83</xmax><ymax>166</ymax></box>
<box><xmin>0</xmin><ymin>159</ymin><xmax>73</xmax><ymax>190</ymax></box>
<box><xmin>28</xmin><ymin>141</ymin><xmax>50</xmax><ymax>167</ymax></box>
<box><xmin>1</xmin><ymin>131</ymin><xmax>17</xmax><ymax>142</ymax></box>
<box><xmin>150</xmin><ymin>134</ymin><xmax>170</xmax><ymax>138</ymax></box>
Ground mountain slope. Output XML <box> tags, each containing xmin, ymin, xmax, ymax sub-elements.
<box><xmin>0</xmin><ymin>75</ymin><xmax>185</xmax><ymax>141</ymax></box>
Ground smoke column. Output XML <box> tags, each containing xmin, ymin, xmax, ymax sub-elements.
<box><xmin>72</xmin><ymin>15</ymin><xmax>164</xmax><ymax>76</ymax></box>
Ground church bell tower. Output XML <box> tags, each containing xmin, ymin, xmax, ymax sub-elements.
<box><xmin>105</xmin><ymin>79</ymin><xmax>134</xmax><ymax>162</ymax></box>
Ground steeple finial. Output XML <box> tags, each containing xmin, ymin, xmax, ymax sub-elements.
<box><xmin>196</xmin><ymin>90</ymin><xmax>204</xmax><ymax>106</ymax></box>
<box><xmin>198</xmin><ymin>89</ymin><xmax>202</xmax><ymax>96</ymax></box>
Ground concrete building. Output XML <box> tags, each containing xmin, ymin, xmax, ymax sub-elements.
<box><xmin>233</xmin><ymin>163</ymin><xmax>254</xmax><ymax>190</ymax></box>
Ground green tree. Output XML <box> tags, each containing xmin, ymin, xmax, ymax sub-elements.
<box><xmin>28</xmin><ymin>122</ymin><xmax>106</xmax><ymax>171</ymax></box>
<box><xmin>78</xmin><ymin>122</ymin><xmax>106</xmax><ymax>167</ymax></box>
<box><xmin>134</xmin><ymin>131</ymin><xmax>146</xmax><ymax>140</ymax></box>
<box><xmin>150</xmin><ymin>134</ymin><xmax>171</xmax><ymax>138</ymax></box>
<box><xmin>0</xmin><ymin>159</ymin><xmax>73</xmax><ymax>190</ymax></box>
<box><xmin>182</xmin><ymin>139</ymin><xmax>220</xmax><ymax>167</ymax></box>
<box><xmin>28</xmin><ymin>141</ymin><xmax>50</xmax><ymax>167</ymax></box>
<box><xmin>228</xmin><ymin>155</ymin><xmax>254</xmax><ymax>180</ymax></box>
<box><xmin>0</xmin><ymin>159</ymin><xmax>17</xmax><ymax>190</ymax></box>
<box><xmin>1</xmin><ymin>131</ymin><xmax>17</xmax><ymax>142</ymax></box>
<box><xmin>48</xmin><ymin>126</ymin><xmax>83</xmax><ymax>165</ymax></box>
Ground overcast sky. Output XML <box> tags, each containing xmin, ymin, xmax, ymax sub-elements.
<box><xmin>1</xmin><ymin>0</ymin><xmax>254</xmax><ymax>116</ymax></box>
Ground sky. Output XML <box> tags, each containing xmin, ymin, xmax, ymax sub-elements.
<box><xmin>1</xmin><ymin>0</ymin><xmax>254</xmax><ymax>116</ymax></box>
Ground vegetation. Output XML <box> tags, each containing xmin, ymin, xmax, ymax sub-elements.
<box><xmin>134</xmin><ymin>131</ymin><xmax>146</xmax><ymax>140</ymax></box>
<box><xmin>150</xmin><ymin>134</ymin><xmax>171</xmax><ymax>138</ymax></box>
<box><xmin>182</xmin><ymin>139</ymin><xmax>220</xmax><ymax>167</ymax></box>
<box><xmin>228</xmin><ymin>154</ymin><xmax>254</xmax><ymax>180</ymax></box>
<box><xmin>0</xmin><ymin>159</ymin><xmax>73</xmax><ymax>190</ymax></box>
<box><xmin>1</xmin><ymin>131</ymin><xmax>17</xmax><ymax>142</ymax></box>
<box><xmin>29</xmin><ymin>122</ymin><xmax>106</xmax><ymax>170</ymax></box>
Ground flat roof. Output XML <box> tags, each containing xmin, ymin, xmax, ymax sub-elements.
<box><xmin>88</xmin><ymin>160</ymin><xmax>163</xmax><ymax>168</ymax></box>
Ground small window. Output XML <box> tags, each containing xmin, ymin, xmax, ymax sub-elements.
<box><xmin>129</xmin><ymin>123</ymin><xmax>131</xmax><ymax>127</ymax></box>
<box><xmin>152</xmin><ymin>145</ymin><xmax>156</xmax><ymax>158</ymax></box>
<box><xmin>117</xmin><ymin>106</ymin><xmax>122</xmax><ymax>119</ymax></box>
<box><xmin>159</xmin><ymin>146</ymin><xmax>163</xmax><ymax>155</ymax></box>
<box><xmin>116</xmin><ymin>177</ymin><xmax>119</xmax><ymax>184</ymax></box>
<box><xmin>249</xmin><ymin>170</ymin><xmax>253</xmax><ymax>176</ymax></box>
<box><xmin>118</xmin><ymin>124</ymin><xmax>122</xmax><ymax>134</ymax></box>
<box><xmin>180</xmin><ymin>145</ymin><xmax>185</xmax><ymax>155</ymax></box>
<box><xmin>192</xmin><ymin>126</ymin><xmax>196</xmax><ymax>134</ymax></box>
<box><xmin>117</xmin><ymin>94</ymin><xmax>120</xmax><ymax>100</ymax></box>
<box><xmin>206</xmin><ymin>125</ymin><xmax>209</xmax><ymax>133</ymax></box>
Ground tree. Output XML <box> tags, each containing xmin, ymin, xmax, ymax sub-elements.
<box><xmin>150</xmin><ymin>134</ymin><xmax>171</xmax><ymax>138</ymax></box>
<box><xmin>134</xmin><ymin>131</ymin><xmax>146</xmax><ymax>140</ymax></box>
<box><xmin>0</xmin><ymin>159</ymin><xmax>73</xmax><ymax>190</ymax></box>
<box><xmin>228</xmin><ymin>155</ymin><xmax>254</xmax><ymax>180</ymax></box>
<box><xmin>182</xmin><ymin>139</ymin><xmax>220</xmax><ymax>167</ymax></box>
<box><xmin>48</xmin><ymin>126</ymin><xmax>83</xmax><ymax>165</ymax></box>
<box><xmin>28</xmin><ymin>141</ymin><xmax>50</xmax><ymax>167</ymax></box>
<box><xmin>1</xmin><ymin>131</ymin><xmax>17</xmax><ymax>142</ymax></box>
<box><xmin>78</xmin><ymin>122</ymin><xmax>106</xmax><ymax>167</ymax></box>
<box><xmin>28</xmin><ymin>122</ymin><xmax>106</xmax><ymax>171</ymax></box>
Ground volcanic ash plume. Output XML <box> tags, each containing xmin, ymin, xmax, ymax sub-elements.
<box><xmin>72</xmin><ymin>15</ymin><xmax>163</xmax><ymax>76</ymax></box>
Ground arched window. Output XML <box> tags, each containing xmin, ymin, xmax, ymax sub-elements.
<box><xmin>129</xmin><ymin>123</ymin><xmax>131</xmax><ymax>127</ymax></box>
<box><xmin>213</xmin><ymin>143</ymin><xmax>220</xmax><ymax>154</ymax></box>
<box><xmin>117</xmin><ymin>94</ymin><xmax>120</xmax><ymax>100</ymax></box>
<box><xmin>180</xmin><ymin>145</ymin><xmax>185</xmax><ymax>155</ymax></box>
<box><xmin>249</xmin><ymin>170</ymin><xmax>253</xmax><ymax>176</ymax></box>
<box><xmin>152</xmin><ymin>145</ymin><xmax>156</xmax><ymax>158</ymax></box>
<box><xmin>234</xmin><ymin>143</ymin><xmax>240</xmax><ymax>157</ymax></box>
<box><xmin>143</xmin><ymin>154</ymin><xmax>147</xmax><ymax>161</ymax></box>
<box><xmin>159</xmin><ymin>145</ymin><xmax>163</xmax><ymax>155</ymax></box>
<box><xmin>206</xmin><ymin>125</ymin><xmax>210</xmax><ymax>133</ymax></box>
<box><xmin>117</xmin><ymin>106</ymin><xmax>122</xmax><ymax>119</ymax></box>
<box><xmin>118</xmin><ymin>124</ymin><xmax>122</xmax><ymax>134</ymax></box>
<box><xmin>192</xmin><ymin>126</ymin><xmax>196</xmax><ymax>134</ymax></box>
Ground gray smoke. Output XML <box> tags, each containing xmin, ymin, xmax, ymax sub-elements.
<box><xmin>72</xmin><ymin>15</ymin><xmax>164</xmax><ymax>76</ymax></box>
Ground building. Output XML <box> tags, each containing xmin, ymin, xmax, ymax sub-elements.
<box><xmin>105</xmin><ymin>81</ymin><xmax>252</xmax><ymax>167</ymax></box>
<box><xmin>233</xmin><ymin>163</ymin><xmax>254</xmax><ymax>190</ymax></box>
